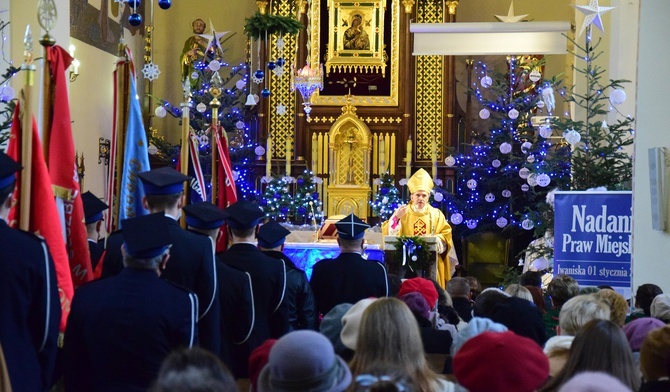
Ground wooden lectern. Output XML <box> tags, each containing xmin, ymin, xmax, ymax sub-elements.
<box><xmin>383</xmin><ymin>235</ymin><xmax>438</xmax><ymax>280</ymax></box>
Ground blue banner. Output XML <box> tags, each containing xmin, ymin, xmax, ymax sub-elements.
<box><xmin>554</xmin><ymin>191</ymin><xmax>632</xmax><ymax>298</ymax></box>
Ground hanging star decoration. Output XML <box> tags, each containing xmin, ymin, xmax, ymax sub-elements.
<box><xmin>276</xmin><ymin>104</ymin><xmax>287</xmax><ymax>116</ymax></box>
<box><xmin>574</xmin><ymin>0</ymin><xmax>615</xmax><ymax>36</ymax></box>
<box><xmin>141</xmin><ymin>62</ymin><xmax>161</xmax><ymax>81</ymax></box>
<box><xmin>494</xmin><ymin>1</ymin><xmax>528</xmax><ymax>23</ymax></box>
<box><xmin>199</xmin><ymin>19</ymin><xmax>229</xmax><ymax>58</ymax></box>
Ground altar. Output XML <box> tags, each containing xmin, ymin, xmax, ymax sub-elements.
<box><xmin>284</xmin><ymin>230</ymin><xmax>385</xmax><ymax>280</ymax></box>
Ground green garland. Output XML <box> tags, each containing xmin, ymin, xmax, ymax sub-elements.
<box><xmin>244</xmin><ymin>12</ymin><xmax>303</xmax><ymax>39</ymax></box>
<box><xmin>388</xmin><ymin>236</ymin><xmax>433</xmax><ymax>272</ymax></box>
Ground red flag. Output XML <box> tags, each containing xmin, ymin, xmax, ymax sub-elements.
<box><xmin>7</xmin><ymin>103</ymin><xmax>74</xmax><ymax>332</ymax></box>
<box><xmin>215</xmin><ymin>127</ymin><xmax>238</xmax><ymax>252</ymax></box>
<box><xmin>46</xmin><ymin>46</ymin><xmax>93</xmax><ymax>286</ymax></box>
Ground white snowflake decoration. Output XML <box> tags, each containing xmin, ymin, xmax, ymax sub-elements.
<box><xmin>142</xmin><ymin>62</ymin><xmax>161</xmax><ymax>81</ymax></box>
<box><xmin>273</xmin><ymin>66</ymin><xmax>285</xmax><ymax>77</ymax></box>
<box><xmin>252</xmin><ymin>73</ymin><xmax>264</xmax><ymax>84</ymax></box>
<box><xmin>276</xmin><ymin>104</ymin><xmax>287</xmax><ymax>116</ymax></box>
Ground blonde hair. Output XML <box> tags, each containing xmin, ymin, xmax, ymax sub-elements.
<box><xmin>558</xmin><ymin>294</ymin><xmax>610</xmax><ymax>336</ymax></box>
<box><xmin>504</xmin><ymin>284</ymin><xmax>533</xmax><ymax>302</ymax></box>
<box><xmin>348</xmin><ymin>298</ymin><xmax>443</xmax><ymax>392</ymax></box>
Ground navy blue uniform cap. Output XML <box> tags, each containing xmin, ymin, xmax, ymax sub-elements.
<box><xmin>222</xmin><ymin>200</ymin><xmax>264</xmax><ymax>230</ymax></box>
<box><xmin>82</xmin><ymin>191</ymin><xmax>108</xmax><ymax>224</ymax></box>
<box><xmin>138</xmin><ymin>167</ymin><xmax>189</xmax><ymax>196</ymax></box>
<box><xmin>0</xmin><ymin>152</ymin><xmax>22</xmax><ymax>190</ymax></box>
<box><xmin>121</xmin><ymin>212</ymin><xmax>172</xmax><ymax>259</ymax></box>
<box><xmin>257</xmin><ymin>220</ymin><xmax>291</xmax><ymax>248</ymax></box>
<box><xmin>335</xmin><ymin>214</ymin><xmax>369</xmax><ymax>240</ymax></box>
<box><xmin>183</xmin><ymin>202</ymin><xmax>226</xmax><ymax>230</ymax></box>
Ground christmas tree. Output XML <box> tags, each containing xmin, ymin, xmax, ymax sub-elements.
<box><xmin>260</xmin><ymin>176</ymin><xmax>294</xmax><ymax>221</ymax></box>
<box><xmin>292</xmin><ymin>170</ymin><xmax>324</xmax><ymax>227</ymax></box>
<box><xmin>0</xmin><ymin>19</ymin><xmax>19</xmax><ymax>149</ymax></box>
<box><xmin>441</xmin><ymin>57</ymin><xmax>571</xmax><ymax>235</ymax></box>
<box><xmin>371</xmin><ymin>172</ymin><xmax>404</xmax><ymax>222</ymax></box>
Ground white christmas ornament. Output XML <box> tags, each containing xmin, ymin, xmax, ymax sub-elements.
<box><xmin>563</xmin><ymin>129</ymin><xmax>581</xmax><ymax>146</ymax></box>
<box><xmin>254</xmin><ymin>146</ymin><xmax>266</xmax><ymax>156</ymax></box>
<box><xmin>521</xmin><ymin>184</ymin><xmax>530</xmax><ymax>192</ymax></box>
<box><xmin>502</xmin><ymin>189</ymin><xmax>512</xmax><ymax>198</ymax></box>
<box><xmin>196</xmin><ymin>103</ymin><xmax>207</xmax><ymax>113</ymax></box>
<box><xmin>480</xmin><ymin>76</ymin><xmax>492</xmax><ymax>88</ymax></box>
<box><xmin>479</xmin><ymin>108</ymin><xmax>490</xmax><ymax>120</ymax></box>
<box><xmin>236</xmin><ymin>121</ymin><xmax>245</xmax><ymax>129</ymax></box>
<box><xmin>527</xmin><ymin>173</ymin><xmax>538</xmax><ymax>187</ymax></box>
<box><xmin>519</xmin><ymin>167</ymin><xmax>530</xmax><ymax>179</ymax></box>
<box><xmin>466</xmin><ymin>179</ymin><xmax>477</xmax><ymax>190</ymax></box>
<box><xmin>522</xmin><ymin>219</ymin><xmax>535</xmax><ymax>230</ymax></box>
<box><xmin>536</xmin><ymin>100</ymin><xmax>545</xmax><ymax>109</ymax></box>
<box><xmin>539</xmin><ymin>124</ymin><xmax>553</xmax><ymax>139</ymax></box>
<box><xmin>499</xmin><ymin>142</ymin><xmax>512</xmax><ymax>154</ymax></box>
<box><xmin>235</xmin><ymin>79</ymin><xmax>246</xmax><ymax>90</ymax></box>
<box><xmin>0</xmin><ymin>85</ymin><xmax>15</xmax><ymax>101</ymax></box>
<box><xmin>601</xmin><ymin>120</ymin><xmax>609</xmax><ymax>130</ymax></box>
<box><xmin>450</xmin><ymin>213</ymin><xmax>463</xmax><ymax>225</ymax></box>
<box><xmin>508</xmin><ymin>108</ymin><xmax>519</xmax><ymax>120</ymax></box>
<box><xmin>434</xmin><ymin>179</ymin><xmax>443</xmax><ymax>187</ymax></box>
<box><xmin>444</xmin><ymin>156</ymin><xmax>456</xmax><ymax>166</ymax></box>
<box><xmin>382</xmin><ymin>197</ymin><xmax>389</xmax><ymax>204</ymax></box>
<box><xmin>610</xmin><ymin>89</ymin><xmax>626</xmax><ymax>105</ymax></box>
<box><xmin>154</xmin><ymin>106</ymin><xmax>167</xmax><ymax>118</ymax></box>
<box><xmin>208</xmin><ymin>60</ymin><xmax>221</xmax><ymax>72</ymax></box>
<box><xmin>141</xmin><ymin>62</ymin><xmax>161</xmax><ymax>81</ymax></box>
<box><xmin>492</xmin><ymin>159</ymin><xmax>501</xmax><ymax>168</ymax></box>
<box><xmin>434</xmin><ymin>192</ymin><xmax>444</xmax><ymax>202</ymax></box>
<box><xmin>485</xmin><ymin>193</ymin><xmax>495</xmax><ymax>202</ymax></box>
<box><xmin>148</xmin><ymin>145</ymin><xmax>158</xmax><ymax>155</ymax></box>
<box><xmin>466</xmin><ymin>220</ymin><xmax>478</xmax><ymax>230</ymax></box>
<box><xmin>536</xmin><ymin>173</ymin><xmax>551</xmax><ymax>187</ymax></box>
<box><xmin>191</xmin><ymin>71</ymin><xmax>199</xmax><ymax>80</ymax></box>
<box><xmin>527</xmin><ymin>155</ymin><xmax>536</xmax><ymax>163</ymax></box>
<box><xmin>529</xmin><ymin>69</ymin><xmax>542</xmax><ymax>82</ymax></box>
<box><xmin>399</xmin><ymin>178</ymin><xmax>408</xmax><ymax>186</ymax></box>
<box><xmin>521</xmin><ymin>141</ymin><xmax>532</xmax><ymax>153</ymax></box>
<box><xmin>496</xmin><ymin>217</ymin><xmax>508</xmax><ymax>228</ymax></box>
<box><xmin>541</xmin><ymin>84</ymin><xmax>556</xmax><ymax>113</ymax></box>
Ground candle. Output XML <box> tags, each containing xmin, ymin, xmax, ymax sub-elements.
<box><xmin>266</xmin><ymin>137</ymin><xmax>272</xmax><ymax>177</ymax></box>
<box><xmin>405</xmin><ymin>138</ymin><xmax>412</xmax><ymax>179</ymax></box>
<box><xmin>285</xmin><ymin>137</ymin><xmax>291</xmax><ymax>176</ymax></box>
<box><xmin>311</xmin><ymin>133</ymin><xmax>317</xmax><ymax>174</ymax></box>
<box><xmin>390</xmin><ymin>133</ymin><xmax>396</xmax><ymax>175</ymax></box>
<box><xmin>431</xmin><ymin>137</ymin><xmax>437</xmax><ymax>179</ymax></box>
<box><xmin>379</xmin><ymin>134</ymin><xmax>386</xmax><ymax>174</ymax></box>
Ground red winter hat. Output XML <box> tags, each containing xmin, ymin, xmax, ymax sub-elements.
<box><xmin>398</xmin><ymin>278</ymin><xmax>438</xmax><ymax>309</ymax></box>
<box><xmin>249</xmin><ymin>339</ymin><xmax>277</xmax><ymax>392</ymax></box>
<box><xmin>453</xmin><ymin>331</ymin><xmax>549</xmax><ymax>392</ymax></box>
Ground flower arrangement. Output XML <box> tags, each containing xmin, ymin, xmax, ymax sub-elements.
<box><xmin>389</xmin><ymin>236</ymin><xmax>433</xmax><ymax>272</ymax></box>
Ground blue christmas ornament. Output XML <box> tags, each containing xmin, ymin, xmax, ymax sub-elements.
<box><xmin>267</xmin><ymin>61</ymin><xmax>276</xmax><ymax>70</ymax></box>
<box><xmin>128</xmin><ymin>13</ymin><xmax>142</xmax><ymax>27</ymax></box>
<box><xmin>261</xmin><ymin>88</ymin><xmax>271</xmax><ymax>98</ymax></box>
<box><xmin>280</xmin><ymin>207</ymin><xmax>289</xmax><ymax>215</ymax></box>
<box><xmin>312</xmin><ymin>193</ymin><xmax>319</xmax><ymax>200</ymax></box>
<box><xmin>126</xmin><ymin>0</ymin><xmax>141</xmax><ymax>7</ymax></box>
<box><xmin>157</xmin><ymin>0</ymin><xmax>171</xmax><ymax>9</ymax></box>
<box><xmin>276</xmin><ymin>58</ymin><xmax>285</xmax><ymax>67</ymax></box>
<box><xmin>380</xmin><ymin>188</ymin><xmax>389</xmax><ymax>195</ymax></box>
<box><xmin>297</xmin><ymin>177</ymin><xmax>304</xmax><ymax>186</ymax></box>
<box><xmin>274</xmin><ymin>193</ymin><xmax>281</xmax><ymax>199</ymax></box>
<box><xmin>297</xmin><ymin>207</ymin><xmax>307</xmax><ymax>216</ymax></box>
<box><xmin>254</xmin><ymin>70</ymin><xmax>265</xmax><ymax>80</ymax></box>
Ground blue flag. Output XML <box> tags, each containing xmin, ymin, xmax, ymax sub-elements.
<box><xmin>118</xmin><ymin>76</ymin><xmax>150</xmax><ymax>225</ymax></box>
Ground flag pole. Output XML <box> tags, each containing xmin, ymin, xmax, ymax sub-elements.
<box><xmin>111</xmin><ymin>43</ymin><xmax>129</xmax><ymax>231</ymax></box>
<box><xmin>180</xmin><ymin>80</ymin><xmax>191</xmax><ymax>227</ymax></box>
<box><xmin>38</xmin><ymin>13</ymin><xmax>56</xmax><ymax>164</ymax></box>
<box><xmin>19</xmin><ymin>26</ymin><xmax>35</xmax><ymax>231</ymax></box>
<box><xmin>209</xmin><ymin>72</ymin><xmax>222</xmax><ymax>205</ymax></box>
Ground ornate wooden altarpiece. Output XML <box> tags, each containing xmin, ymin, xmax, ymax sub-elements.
<box><xmin>254</xmin><ymin>0</ymin><xmax>461</xmax><ymax>220</ymax></box>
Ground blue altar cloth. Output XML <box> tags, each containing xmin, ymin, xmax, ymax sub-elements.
<box><xmin>283</xmin><ymin>242</ymin><xmax>385</xmax><ymax>280</ymax></box>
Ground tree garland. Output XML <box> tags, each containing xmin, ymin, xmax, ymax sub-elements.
<box><xmin>244</xmin><ymin>12</ymin><xmax>303</xmax><ymax>39</ymax></box>
<box><xmin>388</xmin><ymin>236</ymin><xmax>433</xmax><ymax>272</ymax></box>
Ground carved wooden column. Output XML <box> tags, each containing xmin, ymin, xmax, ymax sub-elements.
<box><xmin>295</xmin><ymin>0</ymin><xmax>309</xmax><ymax>161</ymax></box>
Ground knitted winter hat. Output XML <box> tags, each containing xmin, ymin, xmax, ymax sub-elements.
<box><xmin>451</xmin><ymin>317</ymin><xmax>508</xmax><ymax>356</ymax></box>
<box><xmin>543</xmin><ymin>335</ymin><xmax>574</xmax><ymax>356</ymax></box>
<box><xmin>622</xmin><ymin>317</ymin><xmax>665</xmax><ymax>351</ymax></box>
<box><xmin>650</xmin><ymin>294</ymin><xmax>670</xmax><ymax>322</ymax></box>
<box><xmin>258</xmin><ymin>330</ymin><xmax>352</xmax><ymax>392</ymax></box>
<box><xmin>249</xmin><ymin>339</ymin><xmax>277</xmax><ymax>392</ymax></box>
<box><xmin>453</xmin><ymin>331</ymin><xmax>549</xmax><ymax>392</ymax></box>
<box><xmin>399</xmin><ymin>292</ymin><xmax>430</xmax><ymax>320</ymax></box>
<box><xmin>319</xmin><ymin>303</ymin><xmax>353</xmax><ymax>356</ymax></box>
<box><xmin>398</xmin><ymin>277</ymin><xmax>438</xmax><ymax>309</ymax></box>
<box><xmin>557</xmin><ymin>371</ymin><xmax>632</xmax><ymax>392</ymax></box>
<box><xmin>341</xmin><ymin>298</ymin><xmax>377</xmax><ymax>350</ymax></box>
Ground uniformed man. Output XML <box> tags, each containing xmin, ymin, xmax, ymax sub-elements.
<box><xmin>101</xmin><ymin>167</ymin><xmax>220</xmax><ymax>355</ymax></box>
<box><xmin>218</xmin><ymin>200</ymin><xmax>289</xmax><ymax>377</ymax></box>
<box><xmin>64</xmin><ymin>212</ymin><xmax>198</xmax><ymax>391</ymax></box>
<box><xmin>183</xmin><ymin>201</ymin><xmax>254</xmax><ymax>378</ymax></box>
<box><xmin>310</xmin><ymin>214</ymin><xmax>389</xmax><ymax>316</ymax></box>
<box><xmin>0</xmin><ymin>152</ymin><xmax>60</xmax><ymax>392</ymax></box>
<box><xmin>81</xmin><ymin>191</ymin><xmax>108</xmax><ymax>271</ymax></box>
<box><xmin>257</xmin><ymin>220</ymin><xmax>317</xmax><ymax>331</ymax></box>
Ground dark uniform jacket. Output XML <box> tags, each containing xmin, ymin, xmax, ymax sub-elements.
<box><xmin>88</xmin><ymin>239</ymin><xmax>104</xmax><ymax>271</ymax></box>
<box><xmin>101</xmin><ymin>218</ymin><xmax>220</xmax><ymax>355</ymax></box>
<box><xmin>214</xmin><ymin>258</ymin><xmax>253</xmax><ymax>378</ymax></box>
<box><xmin>218</xmin><ymin>243</ymin><xmax>288</xmax><ymax>377</ymax></box>
<box><xmin>63</xmin><ymin>268</ymin><xmax>198</xmax><ymax>392</ymax></box>
<box><xmin>262</xmin><ymin>250</ymin><xmax>317</xmax><ymax>331</ymax></box>
<box><xmin>310</xmin><ymin>252</ymin><xmax>389</xmax><ymax>316</ymax></box>
<box><xmin>0</xmin><ymin>220</ymin><xmax>60</xmax><ymax>392</ymax></box>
